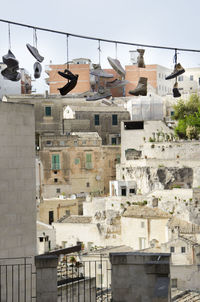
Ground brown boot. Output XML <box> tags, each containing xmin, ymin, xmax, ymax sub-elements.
<box><xmin>129</xmin><ymin>77</ymin><xmax>147</xmax><ymax>96</ymax></box>
<box><xmin>137</xmin><ymin>49</ymin><xmax>145</xmax><ymax>68</ymax></box>
<box><xmin>173</xmin><ymin>82</ymin><xmax>181</xmax><ymax>98</ymax></box>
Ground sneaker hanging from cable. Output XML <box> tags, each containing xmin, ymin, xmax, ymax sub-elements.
<box><xmin>58</xmin><ymin>69</ymin><xmax>79</xmax><ymax>95</ymax></box>
<box><xmin>166</xmin><ymin>63</ymin><xmax>185</xmax><ymax>80</ymax></box>
<box><xmin>107</xmin><ymin>57</ymin><xmax>126</xmax><ymax>78</ymax></box>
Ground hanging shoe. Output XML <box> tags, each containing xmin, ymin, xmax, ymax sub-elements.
<box><xmin>90</xmin><ymin>68</ymin><xmax>113</xmax><ymax>78</ymax></box>
<box><xmin>165</xmin><ymin>63</ymin><xmax>185</xmax><ymax>80</ymax></box>
<box><xmin>129</xmin><ymin>77</ymin><xmax>147</xmax><ymax>96</ymax></box>
<box><xmin>86</xmin><ymin>91</ymin><xmax>112</xmax><ymax>101</ymax></box>
<box><xmin>58</xmin><ymin>69</ymin><xmax>77</xmax><ymax>81</ymax></box>
<box><xmin>26</xmin><ymin>44</ymin><xmax>44</xmax><ymax>63</ymax></box>
<box><xmin>58</xmin><ymin>72</ymin><xmax>79</xmax><ymax>96</ymax></box>
<box><xmin>106</xmin><ymin>79</ymin><xmax>129</xmax><ymax>88</ymax></box>
<box><xmin>2</xmin><ymin>49</ymin><xmax>19</xmax><ymax>69</ymax></box>
<box><xmin>107</xmin><ymin>57</ymin><xmax>126</xmax><ymax>78</ymax></box>
<box><xmin>92</xmin><ymin>63</ymin><xmax>101</xmax><ymax>70</ymax></box>
<box><xmin>173</xmin><ymin>82</ymin><xmax>181</xmax><ymax>98</ymax></box>
<box><xmin>34</xmin><ymin>62</ymin><xmax>42</xmax><ymax>79</ymax></box>
<box><xmin>1</xmin><ymin>67</ymin><xmax>21</xmax><ymax>81</ymax></box>
<box><xmin>137</xmin><ymin>49</ymin><xmax>145</xmax><ymax>68</ymax></box>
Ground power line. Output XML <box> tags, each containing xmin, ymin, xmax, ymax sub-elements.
<box><xmin>0</xmin><ymin>18</ymin><xmax>200</xmax><ymax>53</ymax></box>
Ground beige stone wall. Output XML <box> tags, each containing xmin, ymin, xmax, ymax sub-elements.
<box><xmin>121</xmin><ymin>216</ymin><xmax>169</xmax><ymax>249</ymax></box>
<box><xmin>39</xmin><ymin>141</ymin><xmax>120</xmax><ymax>197</ymax></box>
<box><xmin>38</xmin><ymin>198</ymin><xmax>82</xmax><ymax>224</ymax></box>
<box><xmin>0</xmin><ymin>102</ymin><xmax>36</xmax><ymax>257</ymax></box>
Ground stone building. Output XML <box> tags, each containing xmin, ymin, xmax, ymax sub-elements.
<box><xmin>38</xmin><ymin>132</ymin><xmax>121</xmax><ymax>197</ymax></box>
<box><xmin>3</xmin><ymin>95</ymin><xmax>130</xmax><ymax>145</ymax></box>
<box><xmin>38</xmin><ymin>197</ymin><xmax>83</xmax><ymax>225</ymax></box>
<box><xmin>110</xmin><ymin>120</ymin><xmax>200</xmax><ymax>196</ymax></box>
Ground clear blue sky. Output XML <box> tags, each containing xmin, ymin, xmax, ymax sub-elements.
<box><xmin>0</xmin><ymin>0</ymin><xmax>200</xmax><ymax>93</ymax></box>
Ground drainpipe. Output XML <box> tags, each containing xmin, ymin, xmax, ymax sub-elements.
<box><xmin>57</xmin><ymin>204</ymin><xmax>60</xmax><ymax>220</ymax></box>
<box><xmin>147</xmin><ymin>218</ymin><xmax>150</xmax><ymax>244</ymax></box>
<box><xmin>39</xmin><ymin>162</ymin><xmax>42</xmax><ymax>201</ymax></box>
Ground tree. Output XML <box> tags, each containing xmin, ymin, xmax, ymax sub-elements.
<box><xmin>173</xmin><ymin>94</ymin><xmax>200</xmax><ymax>120</ymax></box>
<box><xmin>173</xmin><ymin>94</ymin><xmax>200</xmax><ymax>139</ymax></box>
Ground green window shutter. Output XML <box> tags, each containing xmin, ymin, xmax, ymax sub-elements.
<box><xmin>85</xmin><ymin>153</ymin><xmax>92</xmax><ymax>169</ymax></box>
<box><xmin>52</xmin><ymin>154</ymin><xmax>60</xmax><ymax>170</ymax></box>
<box><xmin>45</xmin><ymin>106</ymin><xmax>51</xmax><ymax>116</ymax></box>
<box><xmin>116</xmin><ymin>154</ymin><xmax>121</xmax><ymax>164</ymax></box>
<box><xmin>74</xmin><ymin>158</ymin><xmax>80</xmax><ymax>165</ymax></box>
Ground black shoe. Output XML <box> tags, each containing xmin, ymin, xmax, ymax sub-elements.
<box><xmin>58</xmin><ymin>74</ymin><xmax>79</xmax><ymax>95</ymax></box>
<box><xmin>26</xmin><ymin>44</ymin><xmax>44</xmax><ymax>63</ymax></box>
<box><xmin>3</xmin><ymin>49</ymin><xmax>19</xmax><ymax>69</ymax></box>
<box><xmin>34</xmin><ymin>62</ymin><xmax>42</xmax><ymax>79</ymax></box>
<box><xmin>173</xmin><ymin>82</ymin><xmax>181</xmax><ymax>98</ymax></box>
<box><xmin>58</xmin><ymin>70</ymin><xmax>76</xmax><ymax>81</ymax></box>
<box><xmin>1</xmin><ymin>67</ymin><xmax>21</xmax><ymax>81</ymax></box>
<box><xmin>166</xmin><ymin>63</ymin><xmax>185</xmax><ymax>80</ymax></box>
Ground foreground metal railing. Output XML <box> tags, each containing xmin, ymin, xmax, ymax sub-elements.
<box><xmin>0</xmin><ymin>257</ymin><xmax>36</xmax><ymax>302</ymax></box>
<box><xmin>57</xmin><ymin>254</ymin><xmax>111</xmax><ymax>302</ymax></box>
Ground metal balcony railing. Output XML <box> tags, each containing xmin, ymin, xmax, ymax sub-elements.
<box><xmin>57</xmin><ymin>254</ymin><xmax>111</xmax><ymax>302</ymax></box>
<box><xmin>0</xmin><ymin>257</ymin><xmax>36</xmax><ymax>302</ymax></box>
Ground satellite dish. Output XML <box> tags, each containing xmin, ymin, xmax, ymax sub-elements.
<box><xmin>96</xmin><ymin>175</ymin><xmax>101</xmax><ymax>181</ymax></box>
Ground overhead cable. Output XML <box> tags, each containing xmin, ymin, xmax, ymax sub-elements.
<box><xmin>0</xmin><ymin>18</ymin><xmax>200</xmax><ymax>53</ymax></box>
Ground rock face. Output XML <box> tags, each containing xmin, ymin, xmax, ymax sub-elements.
<box><xmin>124</xmin><ymin>166</ymin><xmax>193</xmax><ymax>194</ymax></box>
<box><xmin>157</xmin><ymin>167</ymin><xmax>193</xmax><ymax>189</ymax></box>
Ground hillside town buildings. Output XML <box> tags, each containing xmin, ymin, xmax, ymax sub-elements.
<box><xmin>2</xmin><ymin>57</ymin><xmax>200</xmax><ymax>300</ymax></box>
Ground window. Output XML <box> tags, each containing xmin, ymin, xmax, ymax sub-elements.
<box><xmin>45</xmin><ymin>106</ymin><xmax>51</xmax><ymax>116</ymax></box>
<box><xmin>94</xmin><ymin>114</ymin><xmax>100</xmax><ymax>125</ymax></box>
<box><xmin>121</xmin><ymin>187</ymin><xmax>126</xmax><ymax>196</ymax></box>
<box><xmin>178</xmin><ymin>76</ymin><xmax>183</xmax><ymax>81</ymax></box>
<box><xmin>139</xmin><ymin>237</ymin><xmax>146</xmax><ymax>249</ymax></box>
<box><xmin>181</xmin><ymin>246</ymin><xmax>186</xmax><ymax>253</ymax></box>
<box><xmin>190</xmin><ymin>75</ymin><xmax>194</xmax><ymax>81</ymax></box>
<box><xmin>39</xmin><ymin>237</ymin><xmax>44</xmax><ymax>242</ymax></box>
<box><xmin>171</xmin><ymin>111</ymin><xmax>174</xmax><ymax>116</ymax></box>
<box><xmin>124</xmin><ymin>121</ymin><xmax>144</xmax><ymax>130</ymax></box>
<box><xmin>112</xmin><ymin>114</ymin><xmax>118</xmax><ymax>125</ymax></box>
<box><xmin>56</xmin><ymin>188</ymin><xmax>60</xmax><ymax>193</ymax></box>
<box><xmin>116</xmin><ymin>154</ymin><xmax>120</xmax><ymax>164</ymax></box>
<box><xmin>129</xmin><ymin>188</ymin><xmax>135</xmax><ymax>194</ymax></box>
<box><xmin>46</xmin><ymin>140</ymin><xmax>52</xmax><ymax>146</ymax></box>
<box><xmin>171</xmin><ymin>279</ymin><xmax>177</xmax><ymax>288</ymax></box>
<box><xmin>74</xmin><ymin>158</ymin><xmax>80</xmax><ymax>165</ymax></box>
<box><xmin>85</xmin><ymin>153</ymin><xmax>92</xmax><ymax>169</ymax></box>
<box><xmin>54</xmin><ymin>171</ymin><xmax>57</xmax><ymax>174</ymax></box>
<box><xmin>170</xmin><ymin>246</ymin><xmax>175</xmax><ymax>253</ymax></box>
<box><xmin>54</xmin><ymin>178</ymin><xmax>58</xmax><ymax>183</ymax></box>
<box><xmin>141</xmin><ymin>221</ymin><xmax>145</xmax><ymax>228</ymax></box>
<box><xmin>52</xmin><ymin>154</ymin><xmax>60</xmax><ymax>170</ymax></box>
<box><xmin>74</xmin><ymin>140</ymin><xmax>78</xmax><ymax>146</ymax></box>
<box><xmin>60</xmin><ymin>141</ymin><xmax>65</xmax><ymax>146</ymax></box>
<box><xmin>86</xmin><ymin>182</ymin><xmax>90</xmax><ymax>187</ymax></box>
<box><xmin>49</xmin><ymin>211</ymin><xmax>54</xmax><ymax>225</ymax></box>
<box><xmin>112</xmin><ymin>137</ymin><xmax>117</xmax><ymax>145</ymax></box>
<box><xmin>65</xmin><ymin>210</ymin><xmax>70</xmax><ymax>216</ymax></box>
